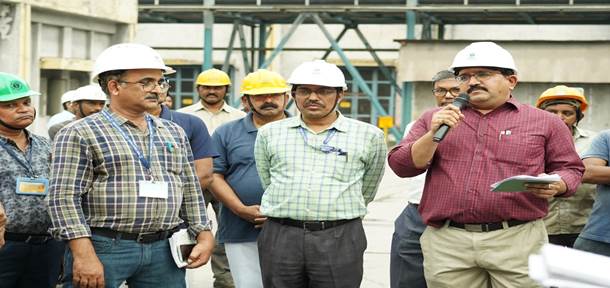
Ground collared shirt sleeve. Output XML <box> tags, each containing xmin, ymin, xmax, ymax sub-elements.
<box><xmin>47</xmin><ymin>126</ymin><xmax>93</xmax><ymax>240</ymax></box>
<box><xmin>254</xmin><ymin>127</ymin><xmax>271</xmax><ymax>190</ymax></box>
<box><xmin>582</xmin><ymin>131</ymin><xmax>610</xmax><ymax>161</ymax></box>
<box><xmin>362</xmin><ymin>130</ymin><xmax>387</xmax><ymax>204</ymax></box>
<box><xmin>388</xmin><ymin>110</ymin><xmax>434</xmax><ymax>177</ymax></box>
<box><xmin>544</xmin><ymin>117</ymin><xmax>585</xmax><ymax>198</ymax></box>
<box><xmin>179</xmin><ymin>132</ymin><xmax>212</xmax><ymax>236</ymax></box>
<box><xmin>211</xmin><ymin>125</ymin><xmax>228</xmax><ymax>174</ymax></box>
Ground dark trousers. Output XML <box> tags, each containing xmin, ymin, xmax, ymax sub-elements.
<box><xmin>0</xmin><ymin>239</ymin><xmax>65</xmax><ymax>288</ymax></box>
<box><xmin>548</xmin><ymin>233</ymin><xmax>579</xmax><ymax>248</ymax></box>
<box><xmin>390</xmin><ymin>203</ymin><xmax>427</xmax><ymax>288</ymax></box>
<box><xmin>257</xmin><ymin>218</ymin><xmax>367</xmax><ymax>288</ymax></box>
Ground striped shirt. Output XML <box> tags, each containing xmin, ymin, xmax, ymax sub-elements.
<box><xmin>388</xmin><ymin>97</ymin><xmax>585</xmax><ymax>226</ymax></box>
<box><xmin>254</xmin><ymin>113</ymin><xmax>387</xmax><ymax>221</ymax></box>
<box><xmin>47</xmin><ymin>107</ymin><xmax>211</xmax><ymax>240</ymax></box>
<box><xmin>178</xmin><ymin>101</ymin><xmax>246</xmax><ymax>134</ymax></box>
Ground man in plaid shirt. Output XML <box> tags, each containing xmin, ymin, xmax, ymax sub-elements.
<box><xmin>254</xmin><ymin>60</ymin><xmax>387</xmax><ymax>287</ymax></box>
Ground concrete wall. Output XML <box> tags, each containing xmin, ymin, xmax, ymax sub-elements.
<box><xmin>0</xmin><ymin>0</ymin><xmax>137</xmax><ymax>136</ymax></box>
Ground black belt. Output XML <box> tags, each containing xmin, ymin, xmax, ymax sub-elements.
<box><xmin>4</xmin><ymin>232</ymin><xmax>53</xmax><ymax>244</ymax></box>
<box><xmin>269</xmin><ymin>217</ymin><xmax>357</xmax><ymax>231</ymax></box>
<box><xmin>448</xmin><ymin>219</ymin><xmax>530</xmax><ymax>232</ymax></box>
<box><xmin>91</xmin><ymin>227</ymin><xmax>178</xmax><ymax>244</ymax></box>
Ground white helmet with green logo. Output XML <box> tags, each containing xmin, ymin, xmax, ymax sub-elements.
<box><xmin>0</xmin><ymin>72</ymin><xmax>40</xmax><ymax>102</ymax></box>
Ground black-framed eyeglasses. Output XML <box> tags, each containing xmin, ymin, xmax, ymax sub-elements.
<box><xmin>119</xmin><ymin>79</ymin><xmax>170</xmax><ymax>93</ymax></box>
<box><xmin>455</xmin><ymin>71</ymin><xmax>502</xmax><ymax>85</ymax></box>
<box><xmin>294</xmin><ymin>87</ymin><xmax>337</xmax><ymax>98</ymax></box>
<box><xmin>432</xmin><ymin>87</ymin><xmax>460</xmax><ymax>97</ymax></box>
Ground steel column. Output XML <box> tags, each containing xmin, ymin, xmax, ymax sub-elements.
<box><xmin>237</xmin><ymin>22</ymin><xmax>251</xmax><ymax>73</ymax></box>
<box><xmin>202</xmin><ymin>0</ymin><xmax>214</xmax><ymax>70</ymax></box>
<box><xmin>222</xmin><ymin>21</ymin><xmax>239</xmax><ymax>72</ymax></box>
<box><xmin>258</xmin><ymin>23</ymin><xmax>267</xmax><ymax>68</ymax></box>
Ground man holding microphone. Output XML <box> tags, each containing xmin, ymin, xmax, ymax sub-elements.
<box><xmin>388</xmin><ymin>42</ymin><xmax>584</xmax><ymax>287</ymax></box>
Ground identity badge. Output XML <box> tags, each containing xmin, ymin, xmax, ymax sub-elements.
<box><xmin>15</xmin><ymin>177</ymin><xmax>49</xmax><ymax>196</ymax></box>
<box><xmin>139</xmin><ymin>180</ymin><xmax>169</xmax><ymax>199</ymax></box>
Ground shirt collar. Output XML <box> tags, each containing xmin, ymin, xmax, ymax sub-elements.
<box><xmin>288</xmin><ymin>112</ymin><xmax>348</xmax><ymax>133</ymax></box>
<box><xmin>245</xmin><ymin>110</ymin><xmax>292</xmax><ymax>133</ymax></box>
<box><xmin>199</xmin><ymin>101</ymin><xmax>232</xmax><ymax>113</ymax></box>
<box><xmin>0</xmin><ymin>129</ymin><xmax>33</xmax><ymax>147</ymax></box>
<box><xmin>103</xmin><ymin>106</ymin><xmax>159</xmax><ymax>128</ymax></box>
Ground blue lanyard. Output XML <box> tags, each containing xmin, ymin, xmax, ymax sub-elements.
<box><xmin>102</xmin><ymin>110</ymin><xmax>155</xmax><ymax>172</ymax></box>
<box><xmin>299</xmin><ymin>127</ymin><xmax>337</xmax><ymax>153</ymax></box>
<box><xmin>0</xmin><ymin>140</ymin><xmax>36</xmax><ymax>177</ymax></box>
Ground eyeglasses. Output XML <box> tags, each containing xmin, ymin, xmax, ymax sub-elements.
<box><xmin>119</xmin><ymin>79</ymin><xmax>170</xmax><ymax>93</ymax></box>
<box><xmin>432</xmin><ymin>87</ymin><xmax>460</xmax><ymax>97</ymax></box>
<box><xmin>455</xmin><ymin>71</ymin><xmax>502</xmax><ymax>84</ymax></box>
<box><xmin>294</xmin><ymin>87</ymin><xmax>337</xmax><ymax>97</ymax></box>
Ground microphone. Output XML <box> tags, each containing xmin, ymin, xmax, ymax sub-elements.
<box><xmin>432</xmin><ymin>92</ymin><xmax>470</xmax><ymax>143</ymax></box>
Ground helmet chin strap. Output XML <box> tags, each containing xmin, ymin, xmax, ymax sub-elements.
<box><xmin>245</xmin><ymin>95</ymin><xmax>264</xmax><ymax>117</ymax></box>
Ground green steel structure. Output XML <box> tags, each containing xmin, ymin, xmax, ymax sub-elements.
<box><xmin>138</xmin><ymin>0</ymin><xmax>610</xmax><ymax>138</ymax></box>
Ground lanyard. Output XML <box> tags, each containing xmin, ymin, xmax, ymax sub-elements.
<box><xmin>0</xmin><ymin>140</ymin><xmax>36</xmax><ymax>177</ymax></box>
<box><xmin>102</xmin><ymin>110</ymin><xmax>155</xmax><ymax>172</ymax></box>
<box><xmin>299</xmin><ymin>127</ymin><xmax>337</xmax><ymax>153</ymax></box>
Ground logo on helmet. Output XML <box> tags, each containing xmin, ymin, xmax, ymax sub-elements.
<box><xmin>10</xmin><ymin>80</ymin><xmax>22</xmax><ymax>90</ymax></box>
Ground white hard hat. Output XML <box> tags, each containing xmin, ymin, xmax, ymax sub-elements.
<box><xmin>287</xmin><ymin>60</ymin><xmax>347</xmax><ymax>91</ymax></box>
<box><xmin>72</xmin><ymin>84</ymin><xmax>107</xmax><ymax>102</ymax></box>
<box><xmin>449</xmin><ymin>42</ymin><xmax>518</xmax><ymax>74</ymax></box>
<box><xmin>91</xmin><ymin>43</ymin><xmax>173</xmax><ymax>80</ymax></box>
<box><xmin>60</xmin><ymin>90</ymin><xmax>77</xmax><ymax>104</ymax></box>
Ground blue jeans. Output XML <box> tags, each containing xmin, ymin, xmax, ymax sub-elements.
<box><xmin>62</xmin><ymin>234</ymin><xmax>186</xmax><ymax>288</ymax></box>
<box><xmin>0</xmin><ymin>239</ymin><xmax>65</xmax><ymax>288</ymax></box>
<box><xmin>390</xmin><ymin>203</ymin><xmax>427</xmax><ymax>288</ymax></box>
<box><xmin>573</xmin><ymin>236</ymin><xmax>610</xmax><ymax>257</ymax></box>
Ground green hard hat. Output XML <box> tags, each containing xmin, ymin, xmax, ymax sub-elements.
<box><xmin>0</xmin><ymin>72</ymin><xmax>40</xmax><ymax>102</ymax></box>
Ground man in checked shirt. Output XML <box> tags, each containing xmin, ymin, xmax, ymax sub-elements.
<box><xmin>254</xmin><ymin>60</ymin><xmax>387</xmax><ymax>287</ymax></box>
<box><xmin>388</xmin><ymin>42</ymin><xmax>584</xmax><ymax>287</ymax></box>
<box><xmin>47</xmin><ymin>43</ymin><xmax>214</xmax><ymax>288</ymax></box>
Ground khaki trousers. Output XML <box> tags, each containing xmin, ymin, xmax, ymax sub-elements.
<box><xmin>420</xmin><ymin>219</ymin><xmax>547</xmax><ymax>288</ymax></box>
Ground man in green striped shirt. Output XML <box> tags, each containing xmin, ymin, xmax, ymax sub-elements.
<box><xmin>254</xmin><ymin>60</ymin><xmax>387</xmax><ymax>287</ymax></box>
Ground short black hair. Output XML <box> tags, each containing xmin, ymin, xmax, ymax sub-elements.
<box><xmin>97</xmin><ymin>70</ymin><xmax>126</xmax><ymax>96</ymax></box>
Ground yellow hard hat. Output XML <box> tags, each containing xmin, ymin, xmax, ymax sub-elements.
<box><xmin>240</xmin><ymin>69</ymin><xmax>290</xmax><ymax>96</ymax></box>
<box><xmin>536</xmin><ymin>85</ymin><xmax>588</xmax><ymax>112</ymax></box>
<box><xmin>196</xmin><ymin>68</ymin><xmax>231</xmax><ymax>86</ymax></box>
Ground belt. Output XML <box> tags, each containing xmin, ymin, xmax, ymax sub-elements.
<box><xmin>448</xmin><ymin>219</ymin><xmax>530</xmax><ymax>233</ymax></box>
<box><xmin>269</xmin><ymin>217</ymin><xmax>356</xmax><ymax>231</ymax></box>
<box><xmin>4</xmin><ymin>232</ymin><xmax>53</xmax><ymax>244</ymax></box>
<box><xmin>91</xmin><ymin>227</ymin><xmax>178</xmax><ymax>244</ymax></box>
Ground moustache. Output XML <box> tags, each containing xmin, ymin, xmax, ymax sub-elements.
<box><xmin>145</xmin><ymin>94</ymin><xmax>159</xmax><ymax>101</ymax></box>
<box><xmin>467</xmin><ymin>86</ymin><xmax>488</xmax><ymax>94</ymax></box>
<box><xmin>304</xmin><ymin>101</ymin><xmax>323</xmax><ymax>107</ymax></box>
<box><xmin>260</xmin><ymin>103</ymin><xmax>278</xmax><ymax>109</ymax></box>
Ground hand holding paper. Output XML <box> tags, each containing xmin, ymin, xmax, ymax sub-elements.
<box><xmin>491</xmin><ymin>174</ymin><xmax>561</xmax><ymax>193</ymax></box>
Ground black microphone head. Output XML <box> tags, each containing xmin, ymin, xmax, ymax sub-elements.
<box><xmin>452</xmin><ymin>92</ymin><xmax>470</xmax><ymax>109</ymax></box>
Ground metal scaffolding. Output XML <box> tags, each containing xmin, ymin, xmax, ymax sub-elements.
<box><xmin>138</xmin><ymin>0</ymin><xmax>610</xmax><ymax>139</ymax></box>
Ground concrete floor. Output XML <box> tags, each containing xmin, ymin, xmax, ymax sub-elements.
<box><xmin>186</xmin><ymin>161</ymin><xmax>414</xmax><ymax>287</ymax></box>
